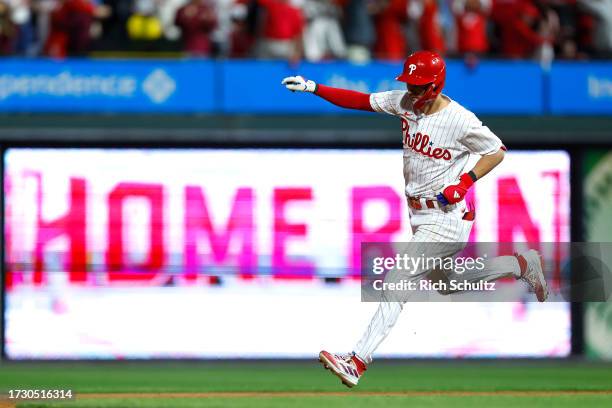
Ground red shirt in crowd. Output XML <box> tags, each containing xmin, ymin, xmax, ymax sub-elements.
<box><xmin>455</xmin><ymin>0</ymin><xmax>489</xmax><ymax>54</ymax></box>
<box><xmin>175</xmin><ymin>0</ymin><xmax>217</xmax><ymax>56</ymax></box>
<box><xmin>493</xmin><ymin>0</ymin><xmax>548</xmax><ymax>58</ymax></box>
<box><xmin>45</xmin><ymin>0</ymin><xmax>96</xmax><ymax>58</ymax></box>
<box><xmin>258</xmin><ymin>0</ymin><xmax>304</xmax><ymax>40</ymax></box>
<box><xmin>419</xmin><ymin>0</ymin><xmax>446</xmax><ymax>55</ymax></box>
<box><xmin>374</xmin><ymin>0</ymin><xmax>408</xmax><ymax>60</ymax></box>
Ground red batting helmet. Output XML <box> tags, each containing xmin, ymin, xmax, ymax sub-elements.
<box><xmin>396</xmin><ymin>51</ymin><xmax>446</xmax><ymax>111</ymax></box>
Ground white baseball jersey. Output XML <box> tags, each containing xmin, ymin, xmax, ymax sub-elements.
<box><xmin>369</xmin><ymin>91</ymin><xmax>504</xmax><ymax>198</ymax></box>
<box><xmin>355</xmin><ymin>93</ymin><xmax>520</xmax><ymax>369</ymax></box>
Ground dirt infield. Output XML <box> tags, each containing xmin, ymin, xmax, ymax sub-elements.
<box><xmin>78</xmin><ymin>390</ymin><xmax>612</xmax><ymax>398</ymax></box>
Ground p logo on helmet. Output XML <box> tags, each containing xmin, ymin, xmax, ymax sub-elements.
<box><xmin>395</xmin><ymin>51</ymin><xmax>446</xmax><ymax>111</ymax></box>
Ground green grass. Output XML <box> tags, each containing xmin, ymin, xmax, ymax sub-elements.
<box><xmin>1</xmin><ymin>360</ymin><xmax>611</xmax><ymax>407</ymax></box>
<box><xmin>12</xmin><ymin>395</ymin><xmax>612</xmax><ymax>408</ymax></box>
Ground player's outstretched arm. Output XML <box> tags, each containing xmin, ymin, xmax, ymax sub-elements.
<box><xmin>281</xmin><ymin>76</ymin><xmax>374</xmax><ymax>112</ymax></box>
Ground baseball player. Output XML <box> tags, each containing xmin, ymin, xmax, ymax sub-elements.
<box><xmin>281</xmin><ymin>51</ymin><xmax>549</xmax><ymax>388</ymax></box>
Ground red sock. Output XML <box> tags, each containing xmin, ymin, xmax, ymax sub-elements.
<box><xmin>515</xmin><ymin>254</ymin><xmax>527</xmax><ymax>277</ymax></box>
<box><xmin>352</xmin><ymin>354</ymin><xmax>367</xmax><ymax>373</ymax></box>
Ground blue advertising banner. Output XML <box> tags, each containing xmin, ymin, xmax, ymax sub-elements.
<box><xmin>221</xmin><ymin>60</ymin><xmax>544</xmax><ymax>115</ymax></box>
<box><xmin>220</xmin><ymin>61</ymin><xmax>398</xmax><ymax>114</ymax></box>
<box><xmin>550</xmin><ymin>62</ymin><xmax>612</xmax><ymax>115</ymax></box>
<box><xmin>444</xmin><ymin>61</ymin><xmax>543</xmax><ymax>114</ymax></box>
<box><xmin>0</xmin><ymin>59</ymin><xmax>608</xmax><ymax>115</ymax></box>
<box><xmin>0</xmin><ymin>59</ymin><xmax>216</xmax><ymax>112</ymax></box>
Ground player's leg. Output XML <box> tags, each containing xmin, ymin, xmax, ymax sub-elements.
<box><xmin>319</xmin><ymin>263</ymin><xmax>409</xmax><ymax>387</ymax></box>
<box><xmin>351</xmin><ymin>236</ymin><xmax>461</xmax><ymax>364</ymax></box>
<box><xmin>352</xmin><ymin>300</ymin><xmax>403</xmax><ymax>364</ymax></box>
<box><xmin>319</xmin><ymin>208</ymin><xmax>469</xmax><ymax>386</ymax></box>
<box><xmin>319</xmin><ymin>231</ymin><xmax>443</xmax><ymax>387</ymax></box>
<box><xmin>348</xmin><ymin>223</ymin><xmax>470</xmax><ymax>371</ymax></box>
<box><xmin>433</xmin><ymin>255</ymin><xmax>520</xmax><ymax>291</ymax></box>
<box><xmin>426</xmin><ymin>207</ymin><xmax>548</xmax><ymax>300</ymax></box>
<box><xmin>432</xmin><ymin>251</ymin><xmax>548</xmax><ymax>301</ymax></box>
<box><xmin>423</xmin><ymin>203</ymin><xmax>510</xmax><ymax>289</ymax></box>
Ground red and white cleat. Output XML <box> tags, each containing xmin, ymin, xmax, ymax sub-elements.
<box><xmin>318</xmin><ymin>350</ymin><xmax>367</xmax><ymax>388</ymax></box>
<box><xmin>517</xmin><ymin>249</ymin><xmax>549</xmax><ymax>302</ymax></box>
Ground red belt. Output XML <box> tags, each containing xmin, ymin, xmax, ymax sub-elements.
<box><xmin>407</xmin><ymin>196</ymin><xmax>438</xmax><ymax>210</ymax></box>
<box><xmin>407</xmin><ymin>196</ymin><xmax>477</xmax><ymax>220</ymax></box>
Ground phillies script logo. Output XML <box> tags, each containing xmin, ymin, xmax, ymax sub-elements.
<box><xmin>401</xmin><ymin>118</ymin><xmax>452</xmax><ymax>160</ymax></box>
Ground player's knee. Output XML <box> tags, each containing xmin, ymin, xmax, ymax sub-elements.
<box><xmin>437</xmin><ymin>286</ymin><xmax>452</xmax><ymax>296</ymax></box>
<box><xmin>427</xmin><ymin>270</ymin><xmax>452</xmax><ymax>295</ymax></box>
<box><xmin>434</xmin><ymin>277</ymin><xmax>453</xmax><ymax>295</ymax></box>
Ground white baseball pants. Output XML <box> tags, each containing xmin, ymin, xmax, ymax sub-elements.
<box><xmin>353</xmin><ymin>202</ymin><xmax>521</xmax><ymax>363</ymax></box>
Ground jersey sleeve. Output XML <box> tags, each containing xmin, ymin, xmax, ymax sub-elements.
<box><xmin>369</xmin><ymin>91</ymin><xmax>407</xmax><ymax>116</ymax></box>
<box><xmin>459</xmin><ymin>115</ymin><xmax>505</xmax><ymax>155</ymax></box>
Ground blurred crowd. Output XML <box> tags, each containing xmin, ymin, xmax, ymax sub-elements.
<box><xmin>0</xmin><ymin>0</ymin><xmax>610</xmax><ymax>62</ymax></box>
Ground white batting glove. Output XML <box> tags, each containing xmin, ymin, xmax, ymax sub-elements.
<box><xmin>281</xmin><ymin>75</ymin><xmax>317</xmax><ymax>93</ymax></box>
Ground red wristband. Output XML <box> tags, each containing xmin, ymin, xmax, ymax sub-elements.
<box><xmin>459</xmin><ymin>173</ymin><xmax>475</xmax><ymax>188</ymax></box>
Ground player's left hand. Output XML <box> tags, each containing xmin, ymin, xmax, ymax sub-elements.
<box><xmin>436</xmin><ymin>173</ymin><xmax>476</xmax><ymax>206</ymax></box>
<box><xmin>281</xmin><ymin>75</ymin><xmax>317</xmax><ymax>93</ymax></box>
